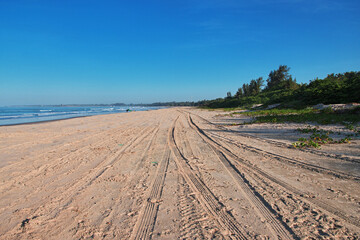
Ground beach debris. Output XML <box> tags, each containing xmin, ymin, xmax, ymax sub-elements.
<box><xmin>127</xmin><ymin>211</ymin><xmax>136</xmax><ymax>217</ymax></box>
<box><xmin>151</xmin><ymin>161</ymin><xmax>158</xmax><ymax>166</ymax></box>
<box><xmin>251</xmin><ymin>104</ymin><xmax>263</xmax><ymax>109</ymax></box>
<box><xmin>118</xmin><ymin>144</ymin><xmax>124</xmax><ymax>146</ymax></box>
<box><xmin>149</xmin><ymin>198</ymin><xmax>162</xmax><ymax>203</ymax></box>
<box><xmin>266</xmin><ymin>103</ymin><xmax>281</xmax><ymax>109</ymax></box>
<box><xmin>21</xmin><ymin>215</ymin><xmax>38</xmax><ymax>228</ymax></box>
<box><xmin>312</xmin><ymin>103</ymin><xmax>360</xmax><ymax>111</ymax></box>
<box><xmin>21</xmin><ymin>218</ymin><xmax>30</xmax><ymax>228</ymax></box>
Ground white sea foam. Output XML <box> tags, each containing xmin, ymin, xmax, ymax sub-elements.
<box><xmin>0</xmin><ymin>106</ymin><xmax>163</xmax><ymax>125</ymax></box>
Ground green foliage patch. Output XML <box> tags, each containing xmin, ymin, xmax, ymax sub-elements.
<box><xmin>199</xmin><ymin>66</ymin><xmax>360</xmax><ymax>109</ymax></box>
<box><xmin>292</xmin><ymin>126</ymin><xmax>357</xmax><ymax>149</ymax></box>
<box><xmin>247</xmin><ymin>112</ymin><xmax>360</xmax><ymax>125</ymax></box>
<box><xmin>234</xmin><ymin>108</ymin><xmax>316</xmax><ymax>117</ymax></box>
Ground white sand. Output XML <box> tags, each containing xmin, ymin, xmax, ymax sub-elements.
<box><xmin>0</xmin><ymin>107</ymin><xmax>359</xmax><ymax>239</ymax></box>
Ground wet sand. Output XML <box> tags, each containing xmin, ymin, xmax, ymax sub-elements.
<box><xmin>0</xmin><ymin>107</ymin><xmax>359</xmax><ymax>239</ymax></box>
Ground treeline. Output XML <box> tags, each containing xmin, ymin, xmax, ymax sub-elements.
<box><xmin>137</xmin><ymin>101</ymin><xmax>197</xmax><ymax>107</ymax></box>
<box><xmin>200</xmin><ymin>65</ymin><xmax>360</xmax><ymax>109</ymax></box>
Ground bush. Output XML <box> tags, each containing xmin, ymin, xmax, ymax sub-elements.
<box><xmin>198</xmin><ymin>71</ymin><xmax>360</xmax><ymax>109</ymax></box>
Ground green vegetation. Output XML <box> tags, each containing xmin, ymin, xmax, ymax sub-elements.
<box><xmin>199</xmin><ymin>66</ymin><xmax>360</xmax><ymax>109</ymax></box>
<box><xmin>292</xmin><ymin>126</ymin><xmax>358</xmax><ymax>149</ymax></box>
<box><xmin>196</xmin><ymin>66</ymin><xmax>360</xmax><ymax>149</ymax></box>
<box><xmin>344</xmin><ymin>123</ymin><xmax>360</xmax><ymax>134</ymax></box>
<box><xmin>233</xmin><ymin>108</ymin><xmax>316</xmax><ymax>117</ymax></box>
<box><xmin>224</xmin><ymin>107</ymin><xmax>360</xmax><ymax>126</ymax></box>
<box><xmin>145</xmin><ymin>101</ymin><xmax>197</xmax><ymax>107</ymax></box>
<box><xmin>245</xmin><ymin>111</ymin><xmax>360</xmax><ymax>125</ymax></box>
<box><xmin>201</xmin><ymin>107</ymin><xmax>244</xmax><ymax>112</ymax></box>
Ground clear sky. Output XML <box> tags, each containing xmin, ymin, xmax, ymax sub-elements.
<box><xmin>1</xmin><ymin>0</ymin><xmax>359</xmax><ymax>105</ymax></box>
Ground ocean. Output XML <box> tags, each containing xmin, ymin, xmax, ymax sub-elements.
<box><xmin>0</xmin><ymin>106</ymin><xmax>163</xmax><ymax>126</ymax></box>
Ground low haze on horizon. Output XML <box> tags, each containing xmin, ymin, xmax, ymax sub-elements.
<box><xmin>1</xmin><ymin>0</ymin><xmax>359</xmax><ymax>105</ymax></box>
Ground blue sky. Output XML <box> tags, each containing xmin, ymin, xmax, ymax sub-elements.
<box><xmin>1</xmin><ymin>0</ymin><xmax>359</xmax><ymax>105</ymax></box>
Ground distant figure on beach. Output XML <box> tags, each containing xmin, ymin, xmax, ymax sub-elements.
<box><xmin>126</xmin><ymin>109</ymin><xmax>130</xmax><ymax>112</ymax></box>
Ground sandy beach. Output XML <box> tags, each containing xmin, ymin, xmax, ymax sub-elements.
<box><xmin>0</xmin><ymin>107</ymin><xmax>359</xmax><ymax>239</ymax></box>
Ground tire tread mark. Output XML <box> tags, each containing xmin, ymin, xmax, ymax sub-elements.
<box><xmin>184</xmin><ymin>110</ymin><xmax>360</xmax><ymax>164</ymax></box>
<box><xmin>130</xmin><ymin>128</ymin><xmax>172</xmax><ymax>240</ymax></box>
<box><xmin>76</xmin><ymin>126</ymin><xmax>161</xmax><ymax>238</ymax></box>
<box><xmin>187</xmin><ymin>114</ymin><xmax>296</xmax><ymax>240</ymax></box>
<box><xmin>0</xmin><ymin>126</ymin><xmax>138</xmax><ymax>191</ymax></box>
<box><xmin>183</xmin><ymin>110</ymin><xmax>359</xmax><ymax>181</ymax></box>
<box><xmin>187</xmin><ymin>114</ymin><xmax>360</xmax><ymax>229</ymax></box>
<box><xmin>210</xmin><ymin>131</ymin><xmax>360</xmax><ymax>181</ymax></box>
<box><xmin>0</xmin><ymin>125</ymin><xmax>158</xmax><ymax>237</ymax></box>
<box><xmin>53</xmin><ymin>126</ymin><xmax>158</xmax><ymax>217</ymax></box>
<box><xmin>222</xmin><ymin>127</ymin><xmax>360</xmax><ymax>164</ymax></box>
<box><xmin>169</xmin><ymin>117</ymin><xmax>249</xmax><ymax>240</ymax></box>
<box><xmin>178</xmin><ymin>176</ymin><xmax>205</xmax><ymax>240</ymax></box>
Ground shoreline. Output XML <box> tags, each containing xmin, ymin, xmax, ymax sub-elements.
<box><xmin>0</xmin><ymin>108</ymin><xmax>164</xmax><ymax>127</ymax></box>
<box><xmin>0</xmin><ymin>115</ymin><xmax>93</xmax><ymax>127</ymax></box>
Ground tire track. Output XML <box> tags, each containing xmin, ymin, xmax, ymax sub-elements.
<box><xmin>1</xmin><ymin>125</ymin><xmax>157</xmax><ymax>237</ymax></box>
<box><xmin>0</xmin><ymin>125</ymin><xmax>151</xmax><ymax>202</ymax></box>
<box><xmin>188</xmin><ymin>113</ymin><xmax>360</xmax><ymax>230</ymax></box>
<box><xmin>130</xmin><ymin>133</ymin><xmax>171</xmax><ymax>240</ymax></box>
<box><xmin>209</xmin><ymin>130</ymin><xmax>360</xmax><ymax>181</ymax></box>
<box><xmin>186</xmin><ymin>110</ymin><xmax>360</xmax><ymax>163</ymax></box>
<box><xmin>0</xmin><ymin>124</ymin><xmax>140</xmax><ymax>188</ymax></box>
<box><xmin>178</xmin><ymin>176</ymin><xmax>205</xmax><ymax>240</ymax></box>
<box><xmin>222</xmin><ymin>127</ymin><xmax>360</xmax><ymax>164</ymax></box>
<box><xmin>169</xmin><ymin>117</ymin><xmax>250</xmax><ymax>240</ymax></box>
<box><xmin>188</xmin><ymin>113</ymin><xmax>360</xmax><ymax>181</ymax></box>
<box><xmin>0</xmin><ymin>114</ymin><xmax>132</xmax><ymax>152</ymax></box>
<box><xmin>0</xmin><ymin>119</ymin><xmax>135</xmax><ymax>162</ymax></box>
<box><xmin>238</xmin><ymin>161</ymin><xmax>357</xmax><ymax>239</ymax></box>
<box><xmin>41</xmin><ymin>118</ymin><xmax>163</xmax><ymax>239</ymax></box>
<box><xmin>0</xmin><ymin>126</ymin><xmax>141</xmax><ymax>222</ymax></box>
<box><xmin>176</xmin><ymin>119</ymin><xmax>196</xmax><ymax>159</ymax></box>
<box><xmin>0</xmin><ymin>128</ymin><xmax>88</xmax><ymax>152</ymax></box>
<box><xmin>185</xmin><ymin>113</ymin><xmax>296</xmax><ymax>240</ymax></box>
<box><xmin>97</xmin><ymin>126</ymin><xmax>161</xmax><ymax>238</ymax></box>
<box><xmin>173</xmin><ymin>122</ymin><xmax>223</xmax><ymax>239</ymax></box>
<box><xmin>50</xmin><ymin>125</ymin><xmax>158</xmax><ymax>218</ymax></box>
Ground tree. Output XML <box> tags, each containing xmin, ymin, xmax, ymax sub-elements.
<box><xmin>249</xmin><ymin>77</ymin><xmax>264</xmax><ymax>95</ymax></box>
<box><xmin>266</xmin><ymin>65</ymin><xmax>298</xmax><ymax>90</ymax></box>
<box><xmin>284</xmin><ymin>76</ymin><xmax>299</xmax><ymax>90</ymax></box>
<box><xmin>235</xmin><ymin>88</ymin><xmax>243</xmax><ymax>98</ymax></box>
<box><xmin>226</xmin><ymin>91</ymin><xmax>232</xmax><ymax>98</ymax></box>
<box><xmin>256</xmin><ymin>77</ymin><xmax>265</xmax><ymax>91</ymax></box>
<box><xmin>242</xmin><ymin>83</ymin><xmax>250</xmax><ymax>97</ymax></box>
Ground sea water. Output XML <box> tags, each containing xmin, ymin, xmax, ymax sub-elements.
<box><xmin>0</xmin><ymin>106</ymin><xmax>162</xmax><ymax>126</ymax></box>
